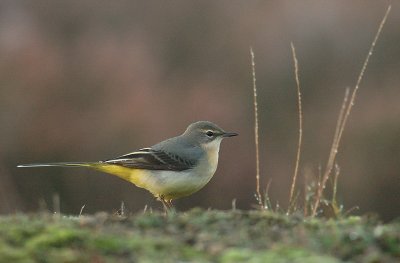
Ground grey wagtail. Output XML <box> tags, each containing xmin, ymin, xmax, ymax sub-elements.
<box><xmin>18</xmin><ymin>121</ymin><xmax>237</xmax><ymax>209</ymax></box>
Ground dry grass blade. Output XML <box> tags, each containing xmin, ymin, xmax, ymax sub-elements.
<box><xmin>53</xmin><ymin>193</ymin><xmax>60</xmax><ymax>215</ymax></box>
<box><xmin>333</xmin><ymin>88</ymin><xmax>350</xmax><ymax>148</ymax></box>
<box><xmin>311</xmin><ymin>5</ymin><xmax>392</xmax><ymax>217</ymax></box>
<box><xmin>79</xmin><ymin>204</ymin><xmax>86</xmax><ymax>216</ymax></box>
<box><xmin>250</xmin><ymin>47</ymin><xmax>262</xmax><ymax>207</ymax></box>
<box><xmin>317</xmin><ymin>88</ymin><xmax>349</xmax><ymax>202</ymax></box>
<box><xmin>332</xmin><ymin>163</ymin><xmax>340</xmax><ymax>205</ymax></box>
<box><xmin>264</xmin><ymin>179</ymin><xmax>273</xmax><ymax>210</ymax></box>
<box><xmin>288</xmin><ymin>42</ymin><xmax>303</xmax><ymax>214</ymax></box>
<box><xmin>336</xmin><ymin>5</ymin><xmax>391</xmax><ymax>148</ymax></box>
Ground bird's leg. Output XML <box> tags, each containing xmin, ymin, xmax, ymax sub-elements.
<box><xmin>167</xmin><ymin>199</ymin><xmax>173</xmax><ymax>208</ymax></box>
<box><xmin>157</xmin><ymin>195</ymin><xmax>171</xmax><ymax>213</ymax></box>
<box><xmin>165</xmin><ymin>199</ymin><xmax>176</xmax><ymax>214</ymax></box>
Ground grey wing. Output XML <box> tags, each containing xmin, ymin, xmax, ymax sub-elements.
<box><xmin>104</xmin><ymin>148</ymin><xmax>196</xmax><ymax>171</ymax></box>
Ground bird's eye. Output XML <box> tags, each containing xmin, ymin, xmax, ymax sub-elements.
<box><xmin>206</xmin><ymin>130</ymin><xmax>214</xmax><ymax>137</ymax></box>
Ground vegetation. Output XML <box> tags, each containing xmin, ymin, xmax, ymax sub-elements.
<box><xmin>0</xmin><ymin>4</ymin><xmax>397</xmax><ymax>263</ymax></box>
<box><xmin>0</xmin><ymin>209</ymin><xmax>399</xmax><ymax>262</ymax></box>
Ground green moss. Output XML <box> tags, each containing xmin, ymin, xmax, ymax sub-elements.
<box><xmin>220</xmin><ymin>246</ymin><xmax>340</xmax><ymax>263</ymax></box>
<box><xmin>0</xmin><ymin>215</ymin><xmax>46</xmax><ymax>246</ymax></box>
<box><xmin>91</xmin><ymin>235</ymin><xmax>129</xmax><ymax>255</ymax></box>
<box><xmin>134</xmin><ymin>213</ymin><xmax>165</xmax><ymax>229</ymax></box>
<box><xmin>0</xmin><ymin>209</ymin><xmax>399</xmax><ymax>262</ymax></box>
<box><xmin>37</xmin><ymin>248</ymin><xmax>88</xmax><ymax>263</ymax></box>
<box><xmin>27</xmin><ymin>226</ymin><xmax>86</xmax><ymax>250</ymax></box>
<box><xmin>0</xmin><ymin>241</ymin><xmax>34</xmax><ymax>263</ymax></box>
<box><xmin>374</xmin><ymin>225</ymin><xmax>400</xmax><ymax>256</ymax></box>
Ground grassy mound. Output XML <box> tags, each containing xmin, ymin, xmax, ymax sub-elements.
<box><xmin>0</xmin><ymin>209</ymin><xmax>399</xmax><ymax>262</ymax></box>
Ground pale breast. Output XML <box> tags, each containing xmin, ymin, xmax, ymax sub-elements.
<box><xmin>129</xmin><ymin>138</ymin><xmax>223</xmax><ymax>200</ymax></box>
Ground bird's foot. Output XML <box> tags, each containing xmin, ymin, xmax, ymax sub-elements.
<box><xmin>157</xmin><ymin>195</ymin><xmax>175</xmax><ymax>214</ymax></box>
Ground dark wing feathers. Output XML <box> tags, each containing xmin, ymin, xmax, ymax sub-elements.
<box><xmin>104</xmin><ymin>148</ymin><xmax>196</xmax><ymax>171</ymax></box>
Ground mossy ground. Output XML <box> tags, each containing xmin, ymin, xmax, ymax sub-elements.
<box><xmin>0</xmin><ymin>208</ymin><xmax>399</xmax><ymax>262</ymax></box>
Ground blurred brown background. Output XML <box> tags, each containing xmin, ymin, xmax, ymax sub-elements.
<box><xmin>0</xmin><ymin>1</ymin><xmax>399</xmax><ymax>220</ymax></box>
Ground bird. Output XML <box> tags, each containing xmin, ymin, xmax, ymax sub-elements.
<box><xmin>18</xmin><ymin>121</ymin><xmax>238</xmax><ymax>209</ymax></box>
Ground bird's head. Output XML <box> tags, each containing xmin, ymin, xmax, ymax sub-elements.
<box><xmin>183</xmin><ymin>121</ymin><xmax>238</xmax><ymax>148</ymax></box>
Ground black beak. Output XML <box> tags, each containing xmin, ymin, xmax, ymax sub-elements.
<box><xmin>222</xmin><ymin>132</ymin><xmax>238</xmax><ymax>137</ymax></box>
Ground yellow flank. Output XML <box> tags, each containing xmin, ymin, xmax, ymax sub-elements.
<box><xmin>88</xmin><ymin>163</ymin><xmax>212</xmax><ymax>201</ymax></box>
<box><xmin>90</xmin><ymin>163</ymin><xmax>153</xmax><ymax>194</ymax></box>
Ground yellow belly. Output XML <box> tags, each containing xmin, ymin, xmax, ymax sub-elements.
<box><xmin>92</xmin><ymin>164</ymin><xmax>153</xmax><ymax>191</ymax></box>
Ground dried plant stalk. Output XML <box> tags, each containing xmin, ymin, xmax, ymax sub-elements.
<box><xmin>250</xmin><ymin>47</ymin><xmax>263</xmax><ymax>206</ymax></box>
<box><xmin>288</xmin><ymin>42</ymin><xmax>303</xmax><ymax>213</ymax></box>
<box><xmin>311</xmin><ymin>5</ymin><xmax>391</xmax><ymax>217</ymax></box>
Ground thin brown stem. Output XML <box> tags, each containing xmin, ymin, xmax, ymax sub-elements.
<box><xmin>288</xmin><ymin>42</ymin><xmax>303</xmax><ymax>214</ymax></box>
<box><xmin>250</xmin><ymin>47</ymin><xmax>263</xmax><ymax>207</ymax></box>
<box><xmin>332</xmin><ymin>163</ymin><xmax>340</xmax><ymax>205</ymax></box>
<box><xmin>312</xmin><ymin>5</ymin><xmax>391</xmax><ymax>216</ymax></box>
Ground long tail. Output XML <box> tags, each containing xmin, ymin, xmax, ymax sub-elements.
<box><xmin>17</xmin><ymin>162</ymin><xmax>145</xmax><ymax>190</ymax></box>
<box><xmin>17</xmin><ymin>162</ymin><xmax>99</xmax><ymax>168</ymax></box>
